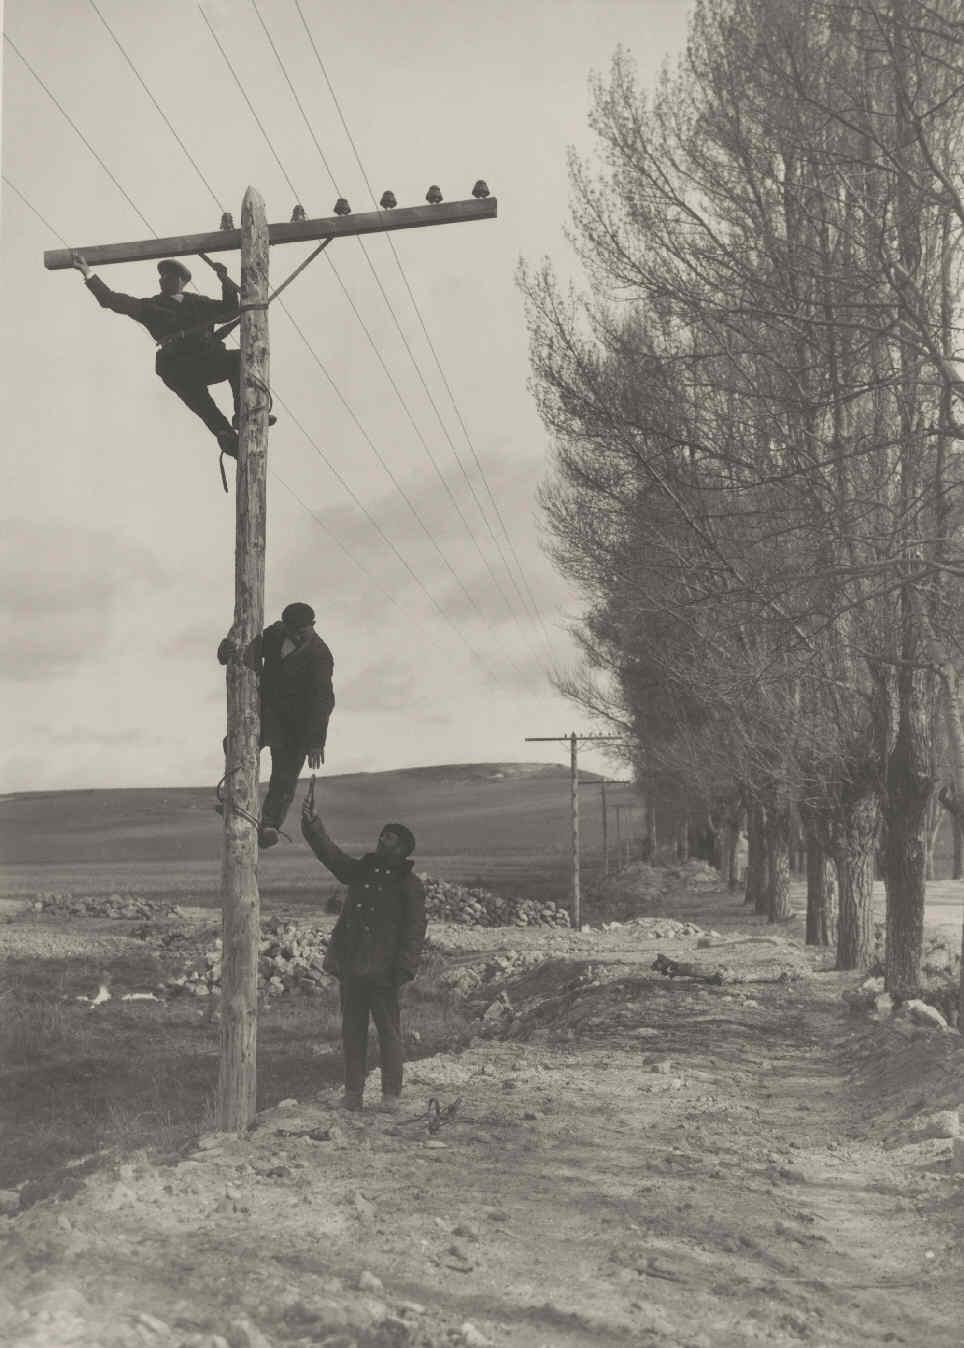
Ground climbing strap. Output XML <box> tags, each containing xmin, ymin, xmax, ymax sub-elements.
<box><xmin>215</xmin><ymin>769</ymin><xmax>293</xmax><ymax>842</ymax></box>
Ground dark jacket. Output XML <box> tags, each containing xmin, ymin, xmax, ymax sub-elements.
<box><xmin>219</xmin><ymin>623</ymin><xmax>335</xmax><ymax>752</ymax></box>
<box><xmin>302</xmin><ymin>815</ymin><xmax>427</xmax><ymax>986</ymax></box>
<box><xmin>85</xmin><ymin>275</ymin><xmax>239</xmax><ymax>359</ymax></box>
<box><xmin>259</xmin><ymin>624</ymin><xmax>334</xmax><ymax>751</ymax></box>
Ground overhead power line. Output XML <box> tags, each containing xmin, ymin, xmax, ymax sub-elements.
<box><xmin>87</xmin><ymin>0</ymin><xmax>226</xmax><ymax>213</ymax></box>
<box><xmin>3</xmin><ymin>32</ymin><xmax>157</xmax><ymax>237</ymax></box>
<box><xmin>294</xmin><ymin>0</ymin><xmax>561</xmax><ymax>668</ymax></box>
<box><xmin>4</xmin><ymin>42</ymin><xmax>516</xmax><ymax>688</ymax></box>
<box><xmin>2</xmin><ymin>173</ymin><xmax>70</xmax><ymax>245</ymax></box>
<box><xmin>250</xmin><ymin>0</ymin><xmax>533</xmax><ymax>650</ymax></box>
<box><xmin>196</xmin><ymin>3</ymin><xmax>524</xmax><ymax>642</ymax></box>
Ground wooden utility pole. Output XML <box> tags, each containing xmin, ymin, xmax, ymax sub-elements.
<box><xmin>218</xmin><ymin>187</ymin><xmax>269</xmax><ymax>1132</ymax></box>
<box><xmin>525</xmin><ymin>734</ymin><xmax>623</xmax><ymax>930</ymax></box>
<box><xmin>578</xmin><ymin>778</ymin><xmax>633</xmax><ymax>877</ymax></box>
<box><xmin>47</xmin><ymin>189</ymin><xmax>497</xmax><ymax>1132</ymax></box>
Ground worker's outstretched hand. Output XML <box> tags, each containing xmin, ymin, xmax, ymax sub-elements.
<box><xmin>70</xmin><ymin>252</ymin><xmax>91</xmax><ymax>279</ymax></box>
<box><xmin>307</xmin><ymin>750</ymin><xmax>324</xmax><ymax>770</ymax></box>
<box><xmin>301</xmin><ymin>795</ymin><xmax>319</xmax><ymax>826</ymax></box>
<box><xmin>216</xmin><ymin>636</ymin><xmax>237</xmax><ymax>665</ymax></box>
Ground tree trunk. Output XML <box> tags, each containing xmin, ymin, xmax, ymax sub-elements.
<box><xmin>726</xmin><ymin>818</ymin><xmax>742</xmax><ymax>892</ymax></box>
<box><xmin>766</xmin><ymin>799</ymin><xmax>793</xmax><ymax>922</ymax></box>
<box><xmin>677</xmin><ymin>813</ymin><xmax>690</xmax><ymax>863</ymax></box>
<box><xmin>832</xmin><ymin>795</ymin><xmax>878</xmax><ymax>971</ymax></box>
<box><xmin>880</xmin><ymin>667</ymin><xmax>934</xmax><ymax>996</ymax></box>
<box><xmin>805</xmin><ymin>834</ymin><xmax>838</xmax><ymax>947</ymax></box>
<box><xmin>745</xmin><ymin>800</ymin><xmax>767</xmax><ymax>909</ymax></box>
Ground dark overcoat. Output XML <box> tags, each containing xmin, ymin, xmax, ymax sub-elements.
<box><xmin>257</xmin><ymin>624</ymin><xmax>335</xmax><ymax>752</ymax></box>
<box><xmin>302</xmin><ymin>816</ymin><xmax>427</xmax><ymax>986</ymax></box>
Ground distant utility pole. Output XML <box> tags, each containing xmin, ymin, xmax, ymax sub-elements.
<box><xmin>579</xmin><ymin>779</ymin><xmax>632</xmax><ymax>877</ymax></box>
<box><xmin>48</xmin><ymin>189</ymin><xmax>497</xmax><ymax>1133</ymax></box>
<box><xmin>524</xmin><ymin>733</ymin><xmax>623</xmax><ymax>930</ymax></box>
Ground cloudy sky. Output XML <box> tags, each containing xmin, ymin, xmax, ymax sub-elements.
<box><xmin>1</xmin><ymin>0</ymin><xmax>692</xmax><ymax>792</ymax></box>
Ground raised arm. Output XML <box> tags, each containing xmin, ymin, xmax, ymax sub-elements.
<box><xmin>301</xmin><ymin>808</ymin><xmax>361</xmax><ymax>885</ymax></box>
<box><xmin>72</xmin><ymin>253</ymin><xmax>146</xmax><ymax>319</ymax></box>
<box><xmin>208</xmin><ymin>261</ymin><xmax>240</xmax><ymax>321</ymax></box>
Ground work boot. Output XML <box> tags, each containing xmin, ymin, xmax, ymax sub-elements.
<box><xmin>338</xmin><ymin>1091</ymin><xmax>363</xmax><ymax>1112</ymax></box>
<box><xmin>258</xmin><ymin>825</ymin><xmax>280</xmax><ymax>850</ymax></box>
<box><xmin>376</xmin><ymin>1095</ymin><xmax>401</xmax><ymax>1114</ymax></box>
<box><xmin>216</xmin><ymin>428</ymin><xmax>239</xmax><ymax>459</ymax></box>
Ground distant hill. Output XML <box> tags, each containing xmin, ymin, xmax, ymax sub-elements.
<box><xmin>0</xmin><ymin>762</ymin><xmax>633</xmax><ymax>875</ymax></box>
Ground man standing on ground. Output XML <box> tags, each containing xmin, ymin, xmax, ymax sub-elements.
<box><xmin>218</xmin><ymin>602</ymin><xmax>334</xmax><ymax>848</ymax></box>
<box><xmin>301</xmin><ymin>800</ymin><xmax>427</xmax><ymax>1113</ymax></box>
<box><xmin>71</xmin><ymin>252</ymin><xmax>274</xmax><ymax>460</ymax></box>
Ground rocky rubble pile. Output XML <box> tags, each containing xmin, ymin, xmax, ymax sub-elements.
<box><xmin>417</xmin><ymin>874</ymin><xmax>570</xmax><ymax>928</ymax></box>
<box><xmin>29</xmin><ymin>891</ymin><xmax>184</xmax><ymax>921</ymax></box>
<box><xmin>594</xmin><ymin>858</ymin><xmax>722</xmax><ymax>907</ymax></box>
<box><xmin>438</xmin><ymin>948</ymin><xmax>548</xmax><ymax>997</ymax></box>
<box><xmin>169</xmin><ymin>917</ymin><xmax>332</xmax><ymax>999</ymax></box>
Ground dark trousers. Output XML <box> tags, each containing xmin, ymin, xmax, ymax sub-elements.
<box><xmin>221</xmin><ymin>732</ymin><xmax>306</xmax><ymax>832</ymax></box>
<box><xmin>261</xmin><ymin>736</ymin><xmax>306</xmax><ymax>831</ymax></box>
<box><xmin>340</xmin><ymin>977</ymin><xmax>404</xmax><ymax>1097</ymax></box>
<box><xmin>156</xmin><ymin>346</ymin><xmax>240</xmax><ymax>439</ymax></box>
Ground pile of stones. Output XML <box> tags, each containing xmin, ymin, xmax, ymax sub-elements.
<box><xmin>169</xmin><ymin>917</ymin><xmax>332</xmax><ymax>999</ymax></box>
<box><xmin>438</xmin><ymin>949</ymin><xmax>547</xmax><ymax>998</ymax></box>
<box><xmin>418</xmin><ymin>875</ymin><xmax>570</xmax><ymax>928</ymax></box>
<box><xmin>30</xmin><ymin>891</ymin><xmax>183</xmax><ymax>921</ymax></box>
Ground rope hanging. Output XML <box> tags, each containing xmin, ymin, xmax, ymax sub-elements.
<box><xmin>215</xmin><ymin>770</ymin><xmax>293</xmax><ymax>842</ymax></box>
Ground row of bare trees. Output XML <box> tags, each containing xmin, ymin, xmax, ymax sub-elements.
<box><xmin>522</xmin><ymin>0</ymin><xmax>964</xmax><ymax>1011</ymax></box>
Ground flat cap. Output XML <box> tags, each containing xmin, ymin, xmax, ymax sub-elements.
<box><xmin>157</xmin><ymin>258</ymin><xmax>192</xmax><ymax>283</ymax></box>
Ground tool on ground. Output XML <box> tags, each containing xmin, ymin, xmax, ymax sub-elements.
<box><xmin>395</xmin><ymin>1095</ymin><xmax>463</xmax><ymax>1135</ymax></box>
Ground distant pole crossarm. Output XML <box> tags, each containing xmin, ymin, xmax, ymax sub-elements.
<box><xmin>43</xmin><ymin>197</ymin><xmax>498</xmax><ymax>270</ymax></box>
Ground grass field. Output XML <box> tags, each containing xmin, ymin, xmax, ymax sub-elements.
<box><xmin>0</xmin><ymin>762</ymin><xmax>644</xmax><ymax>909</ymax></box>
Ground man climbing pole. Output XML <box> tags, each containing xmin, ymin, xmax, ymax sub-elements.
<box><xmin>70</xmin><ymin>252</ymin><xmax>267</xmax><ymax>460</ymax></box>
<box><xmin>217</xmin><ymin>602</ymin><xmax>334</xmax><ymax>849</ymax></box>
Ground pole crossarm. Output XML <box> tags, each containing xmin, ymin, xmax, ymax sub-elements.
<box><xmin>43</xmin><ymin>197</ymin><xmax>497</xmax><ymax>271</ymax></box>
<box><xmin>524</xmin><ymin>735</ymin><xmax>624</xmax><ymax>743</ymax></box>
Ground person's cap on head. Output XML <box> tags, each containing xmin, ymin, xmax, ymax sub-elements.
<box><xmin>281</xmin><ymin>602</ymin><xmax>315</xmax><ymax>627</ymax></box>
<box><xmin>158</xmin><ymin>258</ymin><xmax>192</xmax><ymax>284</ymax></box>
<box><xmin>383</xmin><ymin>823</ymin><xmax>415</xmax><ymax>857</ymax></box>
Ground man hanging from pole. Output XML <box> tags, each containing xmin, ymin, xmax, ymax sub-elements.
<box><xmin>218</xmin><ymin>602</ymin><xmax>335</xmax><ymax>849</ymax></box>
<box><xmin>70</xmin><ymin>251</ymin><xmax>273</xmax><ymax>460</ymax></box>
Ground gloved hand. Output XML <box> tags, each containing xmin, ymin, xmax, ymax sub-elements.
<box><xmin>217</xmin><ymin>636</ymin><xmax>237</xmax><ymax>665</ymax></box>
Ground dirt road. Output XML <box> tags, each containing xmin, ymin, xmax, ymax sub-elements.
<box><xmin>1</xmin><ymin>882</ymin><xmax>962</xmax><ymax>1347</ymax></box>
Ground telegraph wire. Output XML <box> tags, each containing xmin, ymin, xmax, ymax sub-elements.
<box><xmin>251</xmin><ymin>0</ymin><xmax>531</xmax><ymax>645</ymax></box>
<box><xmin>197</xmin><ymin>4</ymin><xmax>516</xmax><ymax>636</ymax></box>
<box><xmin>2</xmin><ymin>62</ymin><xmax>516</xmax><ymax>688</ymax></box>
<box><xmin>3</xmin><ymin>32</ymin><xmax>158</xmax><ymax>238</ymax></box>
<box><xmin>294</xmin><ymin>0</ymin><xmax>561</xmax><ymax>667</ymax></box>
<box><xmin>269</xmin><ymin>427</ymin><xmax>504</xmax><ymax>681</ymax></box>
<box><xmin>2</xmin><ymin>174</ymin><xmax>70</xmax><ymax>246</ymax></box>
<box><xmin>196</xmin><ymin>5</ymin><xmax>301</xmax><ymax>202</ymax></box>
<box><xmin>87</xmin><ymin>0</ymin><xmax>226</xmax><ymax>214</ymax></box>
